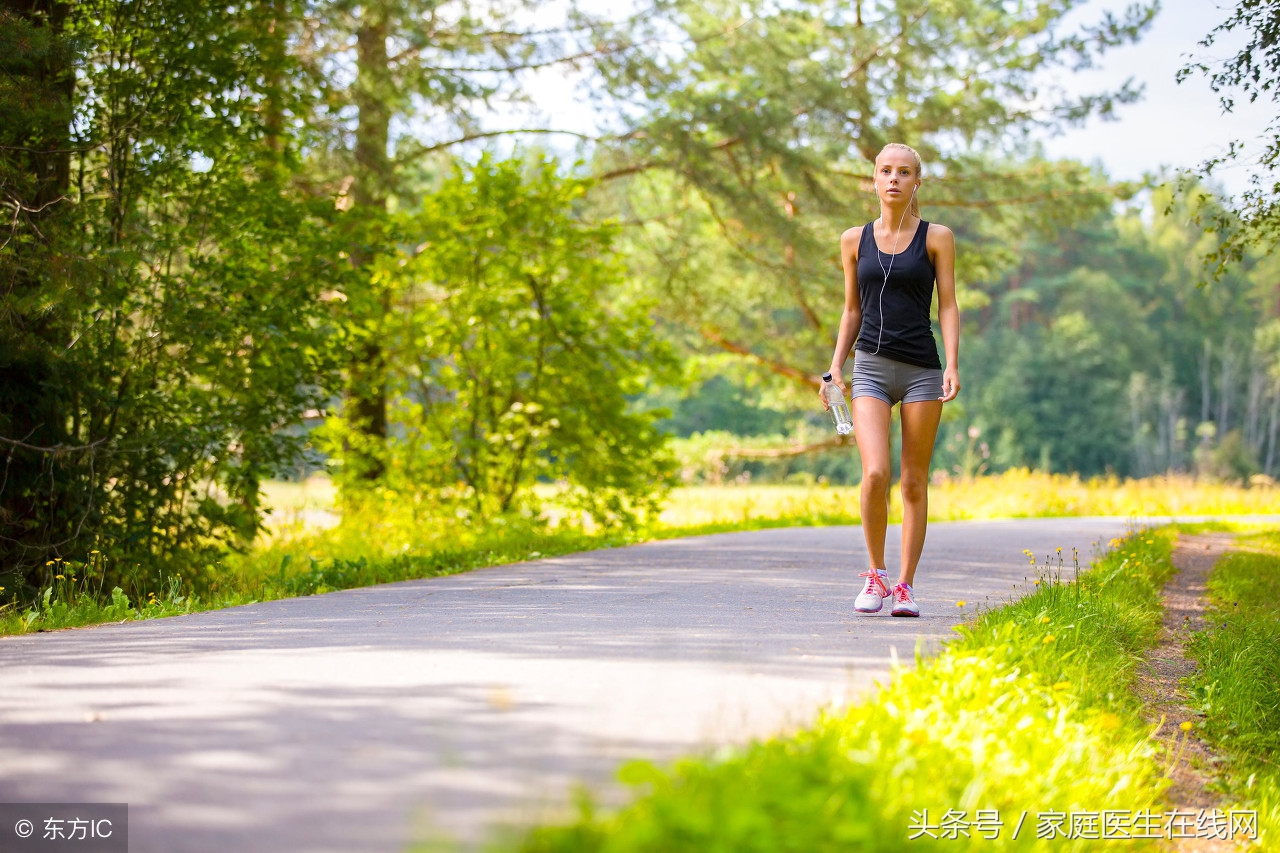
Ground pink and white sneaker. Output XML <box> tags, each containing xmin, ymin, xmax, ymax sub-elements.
<box><xmin>854</xmin><ymin>569</ymin><xmax>891</xmax><ymax>613</ymax></box>
<box><xmin>890</xmin><ymin>582</ymin><xmax>920</xmax><ymax>617</ymax></box>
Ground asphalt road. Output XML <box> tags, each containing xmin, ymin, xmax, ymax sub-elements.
<box><xmin>0</xmin><ymin>518</ymin><xmax>1135</xmax><ymax>852</ymax></box>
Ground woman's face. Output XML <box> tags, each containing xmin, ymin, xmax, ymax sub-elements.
<box><xmin>874</xmin><ymin>151</ymin><xmax>920</xmax><ymax>205</ymax></box>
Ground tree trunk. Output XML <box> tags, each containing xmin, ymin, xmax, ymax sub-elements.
<box><xmin>1200</xmin><ymin>339</ymin><xmax>1212</xmax><ymax>426</ymax></box>
<box><xmin>345</xmin><ymin>0</ymin><xmax>393</xmax><ymax>480</ymax></box>
<box><xmin>0</xmin><ymin>0</ymin><xmax>74</xmax><ymax>577</ymax></box>
<box><xmin>1266</xmin><ymin>383</ymin><xmax>1279</xmax><ymax>476</ymax></box>
<box><xmin>1217</xmin><ymin>345</ymin><xmax>1232</xmax><ymax>436</ymax></box>
<box><xmin>261</xmin><ymin>0</ymin><xmax>288</xmax><ymax>166</ymax></box>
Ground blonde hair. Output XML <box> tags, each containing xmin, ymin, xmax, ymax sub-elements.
<box><xmin>875</xmin><ymin>143</ymin><xmax>922</xmax><ymax>218</ymax></box>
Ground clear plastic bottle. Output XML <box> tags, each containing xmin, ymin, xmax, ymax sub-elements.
<box><xmin>822</xmin><ymin>372</ymin><xmax>853</xmax><ymax>435</ymax></box>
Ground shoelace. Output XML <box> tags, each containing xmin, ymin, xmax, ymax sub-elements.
<box><xmin>893</xmin><ymin>584</ymin><xmax>912</xmax><ymax>603</ymax></box>
<box><xmin>859</xmin><ymin>569</ymin><xmax>888</xmax><ymax>597</ymax></box>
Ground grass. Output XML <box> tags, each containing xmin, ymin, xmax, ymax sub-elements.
<box><xmin>488</xmin><ymin>529</ymin><xmax>1221</xmax><ymax>852</ymax></box>
<box><xmin>1185</xmin><ymin>528</ymin><xmax>1280</xmax><ymax>850</ymax></box>
<box><xmin>662</xmin><ymin>470</ymin><xmax>1280</xmax><ymax>528</ymax></box>
<box><xmin>4</xmin><ymin>471</ymin><xmax>1277</xmax><ymax>637</ymax></box>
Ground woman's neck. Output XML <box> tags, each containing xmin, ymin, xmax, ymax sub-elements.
<box><xmin>878</xmin><ymin>202</ymin><xmax>917</xmax><ymax>231</ymax></box>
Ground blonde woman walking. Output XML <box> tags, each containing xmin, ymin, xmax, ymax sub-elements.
<box><xmin>819</xmin><ymin>143</ymin><xmax>960</xmax><ymax>617</ymax></box>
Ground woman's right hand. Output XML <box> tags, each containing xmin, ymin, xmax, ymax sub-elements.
<box><xmin>818</xmin><ymin>373</ymin><xmax>847</xmax><ymax>411</ymax></box>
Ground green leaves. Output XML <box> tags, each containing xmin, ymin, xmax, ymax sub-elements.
<box><xmin>1176</xmin><ymin>0</ymin><xmax>1280</xmax><ymax>278</ymax></box>
<box><xmin>0</xmin><ymin>0</ymin><xmax>346</xmax><ymax>593</ymax></box>
<box><xmin>326</xmin><ymin>155</ymin><xmax>678</xmax><ymax>527</ymax></box>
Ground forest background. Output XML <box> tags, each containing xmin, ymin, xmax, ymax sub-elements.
<box><xmin>3</xmin><ymin>0</ymin><xmax>1279</xmax><ymax>599</ymax></box>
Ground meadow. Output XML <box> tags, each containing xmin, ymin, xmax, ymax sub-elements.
<box><xmin>658</xmin><ymin>470</ymin><xmax>1280</xmax><ymax>529</ymax></box>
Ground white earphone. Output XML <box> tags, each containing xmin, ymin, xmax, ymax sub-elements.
<box><xmin>872</xmin><ymin>183</ymin><xmax>918</xmax><ymax>355</ymax></box>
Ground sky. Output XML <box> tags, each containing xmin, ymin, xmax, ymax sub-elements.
<box><xmin>1039</xmin><ymin>0</ymin><xmax>1273</xmax><ymax>195</ymax></box>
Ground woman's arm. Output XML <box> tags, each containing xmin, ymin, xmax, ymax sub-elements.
<box><xmin>929</xmin><ymin>224</ymin><xmax>961</xmax><ymax>402</ymax></box>
<box><xmin>829</xmin><ymin>227</ymin><xmax>863</xmax><ymax>375</ymax></box>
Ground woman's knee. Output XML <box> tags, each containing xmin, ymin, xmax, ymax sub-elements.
<box><xmin>899</xmin><ymin>475</ymin><xmax>929</xmax><ymax>505</ymax></box>
<box><xmin>899</xmin><ymin>472</ymin><xmax>929</xmax><ymax>504</ymax></box>
<box><xmin>862</xmin><ymin>466</ymin><xmax>891</xmax><ymax>495</ymax></box>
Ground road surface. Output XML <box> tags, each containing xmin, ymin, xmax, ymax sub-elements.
<box><xmin>0</xmin><ymin>519</ymin><xmax>1135</xmax><ymax>852</ymax></box>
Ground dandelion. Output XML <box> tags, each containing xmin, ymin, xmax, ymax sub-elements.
<box><xmin>90</xmin><ymin>550</ymin><xmax>100</xmax><ymax>555</ymax></box>
<box><xmin>1180</xmin><ymin>721</ymin><xmax>1194</xmax><ymax>732</ymax></box>
<box><xmin>956</xmin><ymin>600</ymin><xmax>966</xmax><ymax>607</ymax></box>
<box><xmin>1043</xmin><ymin>634</ymin><xmax>1056</xmax><ymax>644</ymax></box>
<box><xmin>1033</xmin><ymin>579</ymin><xmax>1041</xmax><ymax>586</ymax></box>
<box><xmin>1052</xmin><ymin>682</ymin><xmax>1071</xmax><ymax>691</ymax></box>
<box><xmin>46</xmin><ymin>561</ymin><xmax>55</xmax><ymax>566</ymax></box>
<box><xmin>1097</xmin><ymin>713</ymin><xmax>1121</xmax><ymax>731</ymax></box>
<box><xmin>1040</xmin><ymin>616</ymin><xmax>1051</xmax><ymax>624</ymax></box>
<box><xmin>55</xmin><ymin>575</ymin><xmax>65</xmax><ymax>580</ymax></box>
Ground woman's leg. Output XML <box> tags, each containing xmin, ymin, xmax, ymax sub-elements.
<box><xmin>854</xmin><ymin>396</ymin><xmax>893</xmax><ymax>570</ymax></box>
<box><xmin>898</xmin><ymin>399</ymin><xmax>943</xmax><ymax>586</ymax></box>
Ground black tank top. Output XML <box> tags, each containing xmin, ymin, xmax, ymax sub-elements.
<box><xmin>854</xmin><ymin>219</ymin><xmax>941</xmax><ymax>370</ymax></box>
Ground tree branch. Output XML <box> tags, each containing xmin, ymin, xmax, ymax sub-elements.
<box><xmin>698</xmin><ymin>326</ymin><xmax>815</xmax><ymax>385</ymax></box>
<box><xmin>723</xmin><ymin>435</ymin><xmax>853</xmax><ymax>457</ymax></box>
<box><xmin>402</xmin><ymin>128</ymin><xmax>601</xmax><ymax>157</ymax></box>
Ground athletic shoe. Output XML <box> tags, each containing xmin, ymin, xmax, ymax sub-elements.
<box><xmin>854</xmin><ymin>569</ymin><xmax>890</xmax><ymax>613</ymax></box>
<box><xmin>890</xmin><ymin>582</ymin><xmax>920</xmax><ymax>617</ymax></box>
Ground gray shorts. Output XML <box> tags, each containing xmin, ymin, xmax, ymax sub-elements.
<box><xmin>851</xmin><ymin>350</ymin><xmax>944</xmax><ymax>406</ymax></box>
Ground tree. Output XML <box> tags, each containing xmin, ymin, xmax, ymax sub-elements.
<box><xmin>0</xmin><ymin>0</ymin><xmax>76</xmax><ymax>575</ymax></box>
<box><xmin>580</xmin><ymin>0</ymin><xmax>1154</xmax><ymax>391</ymax></box>
<box><xmin>0</xmin><ymin>0</ymin><xmax>343</xmax><ymax>593</ymax></box>
<box><xmin>292</xmin><ymin>0</ymin><xmax>608</xmax><ymax>481</ymax></box>
<box><xmin>1179</xmin><ymin>0</ymin><xmax>1280</xmax><ymax>278</ymax></box>
<box><xmin>325</xmin><ymin>155</ymin><xmax>678</xmax><ymax>525</ymax></box>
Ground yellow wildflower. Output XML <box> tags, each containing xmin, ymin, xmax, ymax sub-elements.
<box><xmin>1043</xmin><ymin>634</ymin><xmax>1056</xmax><ymax>644</ymax></box>
<box><xmin>1180</xmin><ymin>721</ymin><xmax>1194</xmax><ymax>732</ymax></box>
<box><xmin>956</xmin><ymin>600</ymin><xmax>966</xmax><ymax>607</ymax></box>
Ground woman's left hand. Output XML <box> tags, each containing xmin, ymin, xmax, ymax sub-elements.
<box><xmin>940</xmin><ymin>367</ymin><xmax>960</xmax><ymax>402</ymax></box>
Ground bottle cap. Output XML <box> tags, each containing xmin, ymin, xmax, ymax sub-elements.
<box><xmin>822</xmin><ymin>372</ymin><xmax>833</xmax><ymax>382</ymax></box>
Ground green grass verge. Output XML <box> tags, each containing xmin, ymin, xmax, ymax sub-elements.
<box><xmin>499</xmin><ymin>531</ymin><xmax>1185</xmax><ymax>852</ymax></box>
<box><xmin>1186</xmin><ymin>529</ymin><xmax>1280</xmax><ymax>850</ymax></box>
<box><xmin>0</xmin><ymin>509</ymin><xmax>862</xmax><ymax>636</ymax></box>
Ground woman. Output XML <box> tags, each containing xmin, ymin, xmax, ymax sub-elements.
<box><xmin>819</xmin><ymin>142</ymin><xmax>960</xmax><ymax>617</ymax></box>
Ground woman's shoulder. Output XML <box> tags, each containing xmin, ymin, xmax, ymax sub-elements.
<box><xmin>924</xmin><ymin>222</ymin><xmax>955</xmax><ymax>245</ymax></box>
<box><xmin>841</xmin><ymin>223</ymin><xmax>871</xmax><ymax>257</ymax></box>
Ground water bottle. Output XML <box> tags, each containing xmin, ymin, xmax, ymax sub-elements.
<box><xmin>822</xmin><ymin>372</ymin><xmax>853</xmax><ymax>435</ymax></box>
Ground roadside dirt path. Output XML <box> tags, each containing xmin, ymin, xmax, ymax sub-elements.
<box><xmin>1135</xmin><ymin>533</ymin><xmax>1237</xmax><ymax>852</ymax></box>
